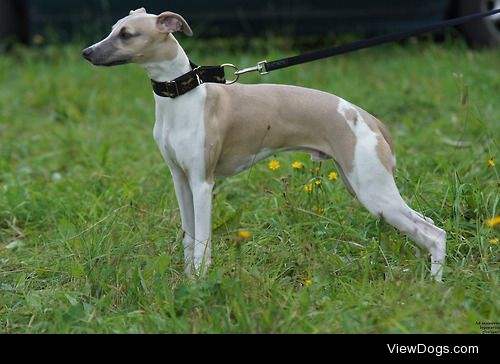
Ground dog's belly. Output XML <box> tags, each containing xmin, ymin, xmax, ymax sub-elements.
<box><xmin>214</xmin><ymin>147</ymin><xmax>279</xmax><ymax>176</ymax></box>
<box><xmin>214</xmin><ymin>147</ymin><xmax>330</xmax><ymax>177</ymax></box>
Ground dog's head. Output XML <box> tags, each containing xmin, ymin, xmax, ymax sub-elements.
<box><xmin>82</xmin><ymin>8</ymin><xmax>192</xmax><ymax>66</ymax></box>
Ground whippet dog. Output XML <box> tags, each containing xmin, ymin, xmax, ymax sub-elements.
<box><xmin>83</xmin><ymin>8</ymin><xmax>446</xmax><ymax>280</ymax></box>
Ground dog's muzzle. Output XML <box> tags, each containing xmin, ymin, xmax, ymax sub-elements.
<box><xmin>82</xmin><ymin>47</ymin><xmax>94</xmax><ymax>61</ymax></box>
<box><xmin>82</xmin><ymin>46</ymin><xmax>130</xmax><ymax>67</ymax></box>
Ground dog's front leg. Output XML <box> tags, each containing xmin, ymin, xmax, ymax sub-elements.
<box><xmin>169</xmin><ymin>165</ymin><xmax>196</xmax><ymax>274</ymax></box>
<box><xmin>191</xmin><ymin>180</ymin><xmax>214</xmax><ymax>275</ymax></box>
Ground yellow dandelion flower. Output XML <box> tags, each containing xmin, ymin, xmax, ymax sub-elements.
<box><xmin>238</xmin><ymin>230</ymin><xmax>251</xmax><ymax>239</ymax></box>
<box><xmin>315</xmin><ymin>179</ymin><xmax>322</xmax><ymax>187</ymax></box>
<box><xmin>304</xmin><ymin>279</ymin><xmax>313</xmax><ymax>286</ymax></box>
<box><xmin>304</xmin><ymin>184</ymin><xmax>313</xmax><ymax>193</ymax></box>
<box><xmin>292</xmin><ymin>161</ymin><xmax>303</xmax><ymax>169</ymax></box>
<box><xmin>485</xmin><ymin>216</ymin><xmax>500</xmax><ymax>228</ymax></box>
<box><xmin>489</xmin><ymin>238</ymin><xmax>499</xmax><ymax>245</ymax></box>
<box><xmin>33</xmin><ymin>34</ymin><xmax>44</xmax><ymax>45</ymax></box>
<box><xmin>268</xmin><ymin>160</ymin><xmax>280</xmax><ymax>171</ymax></box>
<box><xmin>316</xmin><ymin>207</ymin><xmax>325</xmax><ymax>214</ymax></box>
<box><xmin>488</xmin><ymin>158</ymin><xmax>495</xmax><ymax>167</ymax></box>
<box><xmin>328</xmin><ymin>172</ymin><xmax>338</xmax><ymax>181</ymax></box>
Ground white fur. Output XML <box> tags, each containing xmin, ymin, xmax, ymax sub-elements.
<box><xmin>146</xmin><ymin>54</ymin><xmax>213</xmax><ymax>274</ymax></box>
<box><xmin>337</xmin><ymin>99</ymin><xmax>446</xmax><ymax>280</ymax></box>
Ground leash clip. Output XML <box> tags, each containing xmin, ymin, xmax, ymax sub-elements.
<box><xmin>221</xmin><ymin>59</ymin><xmax>270</xmax><ymax>85</ymax></box>
<box><xmin>234</xmin><ymin>60</ymin><xmax>270</xmax><ymax>77</ymax></box>
<box><xmin>257</xmin><ymin>60</ymin><xmax>269</xmax><ymax>75</ymax></box>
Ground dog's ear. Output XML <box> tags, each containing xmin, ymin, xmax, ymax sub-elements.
<box><xmin>130</xmin><ymin>7</ymin><xmax>147</xmax><ymax>15</ymax></box>
<box><xmin>156</xmin><ymin>12</ymin><xmax>193</xmax><ymax>36</ymax></box>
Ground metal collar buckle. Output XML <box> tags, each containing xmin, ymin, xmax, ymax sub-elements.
<box><xmin>166</xmin><ymin>80</ymin><xmax>180</xmax><ymax>97</ymax></box>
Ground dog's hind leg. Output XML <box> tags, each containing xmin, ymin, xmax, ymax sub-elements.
<box><xmin>354</xmin><ymin>172</ymin><xmax>446</xmax><ymax>280</ymax></box>
<box><xmin>344</xmin><ymin>122</ymin><xmax>446</xmax><ymax>280</ymax></box>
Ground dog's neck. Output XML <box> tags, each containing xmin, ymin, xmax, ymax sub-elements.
<box><xmin>140</xmin><ymin>37</ymin><xmax>191</xmax><ymax>82</ymax></box>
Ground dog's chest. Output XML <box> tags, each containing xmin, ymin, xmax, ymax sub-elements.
<box><xmin>152</xmin><ymin>88</ymin><xmax>207</xmax><ymax>171</ymax></box>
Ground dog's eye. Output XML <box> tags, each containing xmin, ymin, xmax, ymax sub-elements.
<box><xmin>120</xmin><ymin>29</ymin><xmax>134</xmax><ymax>40</ymax></box>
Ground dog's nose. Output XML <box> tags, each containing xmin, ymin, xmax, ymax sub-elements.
<box><xmin>82</xmin><ymin>47</ymin><xmax>94</xmax><ymax>60</ymax></box>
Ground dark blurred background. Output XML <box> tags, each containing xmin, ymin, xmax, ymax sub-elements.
<box><xmin>0</xmin><ymin>0</ymin><xmax>499</xmax><ymax>47</ymax></box>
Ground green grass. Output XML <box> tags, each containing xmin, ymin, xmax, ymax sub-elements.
<box><xmin>0</xmin><ymin>37</ymin><xmax>498</xmax><ymax>333</ymax></box>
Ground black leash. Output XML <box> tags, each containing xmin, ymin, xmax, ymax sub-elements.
<box><xmin>152</xmin><ymin>8</ymin><xmax>500</xmax><ymax>98</ymax></box>
<box><xmin>235</xmin><ymin>7</ymin><xmax>500</xmax><ymax>77</ymax></box>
